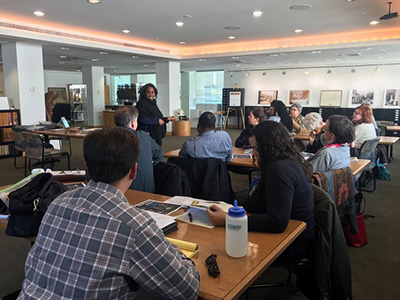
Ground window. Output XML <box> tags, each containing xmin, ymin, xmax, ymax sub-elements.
<box><xmin>195</xmin><ymin>71</ymin><xmax>223</xmax><ymax>104</ymax></box>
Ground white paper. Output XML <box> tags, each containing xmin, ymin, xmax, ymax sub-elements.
<box><xmin>175</xmin><ymin>207</ymin><xmax>215</xmax><ymax>229</ymax></box>
<box><xmin>145</xmin><ymin>211</ymin><xmax>176</xmax><ymax>230</ymax></box>
<box><xmin>229</xmin><ymin>91</ymin><xmax>241</xmax><ymax>106</ymax></box>
<box><xmin>165</xmin><ymin>196</ymin><xmax>232</xmax><ymax>213</ymax></box>
<box><xmin>0</xmin><ymin>97</ymin><xmax>9</xmax><ymax>109</ymax></box>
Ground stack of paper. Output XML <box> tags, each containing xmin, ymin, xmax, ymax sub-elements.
<box><xmin>166</xmin><ymin>237</ymin><xmax>199</xmax><ymax>258</ymax></box>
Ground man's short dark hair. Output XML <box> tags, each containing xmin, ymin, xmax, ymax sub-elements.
<box><xmin>114</xmin><ymin>106</ymin><xmax>138</xmax><ymax>127</ymax></box>
<box><xmin>198</xmin><ymin>111</ymin><xmax>216</xmax><ymax>130</ymax></box>
<box><xmin>84</xmin><ymin>128</ymin><xmax>140</xmax><ymax>184</ymax></box>
<box><xmin>327</xmin><ymin>115</ymin><xmax>355</xmax><ymax>144</ymax></box>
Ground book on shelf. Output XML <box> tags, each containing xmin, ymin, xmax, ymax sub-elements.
<box><xmin>166</xmin><ymin>237</ymin><xmax>199</xmax><ymax>258</ymax></box>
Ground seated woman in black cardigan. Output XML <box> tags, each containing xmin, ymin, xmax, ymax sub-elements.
<box><xmin>235</xmin><ymin>107</ymin><xmax>268</xmax><ymax>148</ymax></box>
<box><xmin>207</xmin><ymin>121</ymin><xmax>315</xmax><ymax>261</ymax></box>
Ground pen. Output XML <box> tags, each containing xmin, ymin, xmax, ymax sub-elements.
<box><xmin>188</xmin><ymin>212</ymin><xmax>193</xmax><ymax>223</ymax></box>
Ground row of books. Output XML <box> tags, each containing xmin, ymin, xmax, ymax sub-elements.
<box><xmin>0</xmin><ymin>128</ymin><xmax>14</xmax><ymax>142</ymax></box>
<box><xmin>0</xmin><ymin>112</ymin><xmax>18</xmax><ymax>126</ymax></box>
<box><xmin>0</xmin><ymin>144</ymin><xmax>14</xmax><ymax>156</ymax></box>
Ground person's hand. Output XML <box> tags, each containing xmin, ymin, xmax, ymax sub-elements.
<box><xmin>309</xmin><ymin>131</ymin><xmax>316</xmax><ymax>146</ymax></box>
<box><xmin>206</xmin><ymin>205</ymin><xmax>226</xmax><ymax>226</ymax></box>
<box><xmin>158</xmin><ymin>118</ymin><xmax>165</xmax><ymax>126</ymax></box>
<box><xmin>167</xmin><ymin>116</ymin><xmax>176</xmax><ymax>122</ymax></box>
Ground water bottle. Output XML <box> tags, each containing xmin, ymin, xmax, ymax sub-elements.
<box><xmin>226</xmin><ymin>200</ymin><xmax>248</xmax><ymax>258</ymax></box>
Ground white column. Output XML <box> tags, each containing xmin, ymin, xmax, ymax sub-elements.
<box><xmin>82</xmin><ymin>66</ymin><xmax>104</xmax><ymax>127</ymax></box>
<box><xmin>2</xmin><ymin>42</ymin><xmax>45</xmax><ymax>124</ymax></box>
<box><xmin>156</xmin><ymin>61</ymin><xmax>180</xmax><ymax>133</ymax></box>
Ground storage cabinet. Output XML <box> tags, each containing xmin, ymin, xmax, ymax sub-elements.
<box><xmin>0</xmin><ymin>109</ymin><xmax>20</xmax><ymax>158</ymax></box>
<box><xmin>68</xmin><ymin>84</ymin><xmax>87</xmax><ymax>125</ymax></box>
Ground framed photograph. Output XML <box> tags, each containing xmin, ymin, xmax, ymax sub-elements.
<box><xmin>384</xmin><ymin>89</ymin><xmax>400</xmax><ymax>107</ymax></box>
<box><xmin>351</xmin><ymin>89</ymin><xmax>374</xmax><ymax>105</ymax></box>
<box><xmin>320</xmin><ymin>90</ymin><xmax>342</xmax><ymax>107</ymax></box>
<box><xmin>48</xmin><ymin>87</ymin><xmax>69</xmax><ymax>103</ymax></box>
<box><xmin>258</xmin><ymin>90</ymin><xmax>278</xmax><ymax>105</ymax></box>
<box><xmin>289</xmin><ymin>90</ymin><xmax>310</xmax><ymax>105</ymax></box>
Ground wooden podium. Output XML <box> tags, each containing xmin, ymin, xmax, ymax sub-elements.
<box><xmin>223</xmin><ymin>107</ymin><xmax>245</xmax><ymax>130</ymax></box>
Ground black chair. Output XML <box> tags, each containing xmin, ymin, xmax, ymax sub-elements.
<box><xmin>153</xmin><ymin>161</ymin><xmax>191</xmax><ymax>197</ymax></box>
<box><xmin>22</xmin><ymin>132</ymin><xmax>70</xmax><ymax>176</ymax></box>
<box><xmin>359</xmin><ymin>138</ymin><xmax>380</xmax><ymax>192</ymax></box>
<box><xmin>247</xmin><ymin>185</ymin><xmax>353</xmax><ymax>300</ymax></box>
<box><xmin>167</xmin><ymin>157</ymin><xmax>234</xmax><ymax>203</ymax></box>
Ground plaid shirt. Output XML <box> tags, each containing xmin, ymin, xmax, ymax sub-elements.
<box><xmin>18</xmin><ymin>181</ymin><xmax>200</xmax><ymax>300</ymax></box>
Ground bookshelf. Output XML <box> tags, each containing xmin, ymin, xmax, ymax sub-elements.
<box><xmin>0</xmin><ymin>109</ymin><xmax>20</xmax><ymax>158</ymax></box>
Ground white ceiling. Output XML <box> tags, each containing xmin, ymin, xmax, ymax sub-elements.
<box><xmin>0</xmin><ymin>0</ymin><xmax>400</xmax><ymax>74</ymax></box>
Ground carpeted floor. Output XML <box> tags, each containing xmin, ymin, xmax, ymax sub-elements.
<box><xmin>0</xmin><ymin>128</ymin><xmax>399</xmax><ymax>299</ymax></box>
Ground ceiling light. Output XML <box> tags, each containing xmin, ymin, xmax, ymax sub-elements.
<box><xmin>235</xmin><ymin>64</ymin><xmax>241</xmax><ymax>67</ymax></box>
<box><xmin>99</xmin><ymin>51</ymin><xmax>108</xmax><ymax>54</ymax></box>
<box><xmin>59</xmin><ymin>55</ymin><xmax>67</xmax><ymax>59</ymax></box>
<box><xmin>60</xmin><ymin>47</ymin><xmax>70</xmax><ymax>50</ymax></box>
<box><xmin>76</xmin><ymin>69</ymin><xmax>81</xmax><ymax>72</ymax></box>
<box><xmin>122</xmin><ymin>29</ymin><xmax>130</xmax><ymax>33</ymax></box>
<box><xmin>343</xmin><ymin>0</ymin><xmax>356</xmax><ymax>2</ymax></box>
<box><xmin>232</xmin><ymin>56</ymin><xmax>239</xmax><ymax>59</ymax></box>
<box><xmin>361</xmin><ymin>11</ymin><xmax>368</xmax><ymax>15</ymax></box>
<box><xmin>228</xmin><ymin>36</ymin><xmax>236</xmax><ymax>39</ymax></box>
<box><xmin>33</xmin><ymin>11</ymin><xmax>45</xmax><ymax>17</ymax></box>
<box><xmin>230</xmin><ymin>72</ymin><xmax>234</xmax><ymax>78</ymax></box>
<box><xmin>87</xmin><ymin>0</ymin><xmax>100</xmax><ymax>3</ymax></box>
<box><xmin>179</xmin><ymin>41</ymin><xmax>186</xmax><ymax>44</ymax></box>
<box><xmin>375</xmin><ymin>66</ymin><xmax>380</xmax><ymax>72</ymax></box>
<box><xmin>282</xmin><ymin>71</ymin><xmax>287</xmax><ymax>75</ymax></box>
<box><xmin>131</xmin><ymin>55</ymin><xmax>139</xmax><ymax>58</ymax></box>
<box><xmin>198</xmin><ymin>58</ymin><xmax>207</xmax><ymax>61</ymax></box>
<box><xmin>246</xmin><ymin>72</ymin><xmax>250</xmax><ymax>77</ymax></box>
<box><xmin>91</xmin><ymin>58</ymin><xmax>99</xmax><ymax>62</ymax></box>
<box><xmin>252</xmin><ymin>11</ymin><xmax>263</xmax><ymax>17</ymax></box>
<box><xmin>265</xmin><ymin>62</ymin><xmax>271</xmax><ymax>65</ymax></box>
<box><xmin>143</xmin><ymin>64</ymin><xmax>150</xmax><ymax>67</ymax></box>
<box><xmin>289</xmin><ymin>4</ymin><xmax>312</xmax><ymax>10</ymax></box>
<box><xmin>262</xmin><ymin>71</ymin><xmax>266</xmax><ymax>76</ymax></box>
<box><xmin>311</xmin><ymin>51</ymin><xmax>322</xmax><ymax>54</ymax></box>
<box><xmin>294</xmin><ymin>29</ymin><xmax>303</xmax><ymax>33</ymax></box>
<box><xmin>154</xmin><ymin>37</ymin><xmax>159</xmax><ymax>39</ymax></box>
<box><xmin>183</xmin><ymin>14</ymin><xmax>192</xmax><ymax>18</ymax></box>
<box><xmin>304</xmin><ymin>70</ymin><xmax>309</xmax><ymax>74</ymax></box>
<box><xmin>351</xmin><ymin>68</ymin><xmax>356</xmax><ymax>73</ymax></box>
<box><xmin>224</xmin><ymin>26</ymin><xmax>243</xmax><ymax>30</ymax></box>
<box><xmin>175</xmin><ymin>22</ymin><xmax>184</xmax><ymax>27</ymax></box>
<box><xmin>59</xmin><ymin>62</ymin><xmax>65</xmax><ymax>64</ymax></box>
<box><xmin>369</xmin><ymin>20</ymin><xmax>380</xmax><ymax>25</ymax></box>
<box><xmin>269</xmin><ymin>54</ymin><xmax>278</xmax><ymax>57</ymax></box>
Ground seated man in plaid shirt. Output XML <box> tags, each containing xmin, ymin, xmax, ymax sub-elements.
<box><xmin>18</xmin><ymin>128</ymin><xmax>200</xmax><ymax>300</ymax></box>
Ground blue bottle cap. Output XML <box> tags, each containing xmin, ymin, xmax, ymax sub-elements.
<box><xmin>228</xmin><ymin>200</ymin><xmax>246</xmax><ymax>217</ymax></box>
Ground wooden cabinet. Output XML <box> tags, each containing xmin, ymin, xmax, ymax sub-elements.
<box><xmin>0</xmin><ymin>109</ymin><xmax>20</xmax><ymax>158</ymax></box>
<box><xmin>103</xmin><ymin>110</ymin><xmax>115</xmax><ymax>128</ymax></box>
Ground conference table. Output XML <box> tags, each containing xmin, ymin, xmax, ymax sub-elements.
<box><xmin>385</xmin><ymin>125</ymin><xmax>400</xmax><ymax>132</ymax></box>
<box><xmin>0</xmin><ymin>189</ymin><xmax>306</xmax><ymax>300</ymax></box>
<box><xmin>30</xmin><ymin>128</ymin><xmax>100</xmax><ymax>139</ymax></box>
<box><xmin>164</xmin><ymin>147</ymin><xmax>371</xmax><ymax>177</ymax></box>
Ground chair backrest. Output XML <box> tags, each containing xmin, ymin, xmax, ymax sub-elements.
<box><xmin>22</xmin><ymin>132</ymin><xmax>45</xmax><ymax>159</ymax></box>
<box><xmin>359</xmin><ymin>137</ymin><xmax>380</xmax><ymax>170</ymax></box>
<box><xmin>11</xmin><ymin>126</ymin><xmax>27</xmax><ymax>151</ymax></box>
<box><xmin>167</xmin><ymin>156</ymin><xmax>234</xmax><ymax>203</ymax></box>
<box><xmin>312</xmin><ymin>167</ymin><xmax>357</xmax><ymax>234</ymax></box>
<box><xmin>153</xmin><ymin>161</ymin><xmax>191</xmax><ymax>197</ymax></box>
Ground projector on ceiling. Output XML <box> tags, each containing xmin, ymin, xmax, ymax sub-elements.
<box><xmin>380</xmin><ymin>2</ymin><xmax>398</xmax><ymax>20</ymax></box>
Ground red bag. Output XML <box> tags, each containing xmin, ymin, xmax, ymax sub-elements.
<box><xmin>343</xmin><ymin>214</ymin><xmax>368</xmax><ymax>247</ymax></box>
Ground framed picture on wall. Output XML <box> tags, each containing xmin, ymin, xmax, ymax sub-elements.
<box><xmin>47</xmin><ymin>87</ymin><xmax>69</xmax><ymax>103</ymax></box>
<box><xmin>289</xmin><ymin>90</ymin><xmax>310</xmax><ymax>105</ymax></box>
<box><xmin>351</xmin><ymin>89</ymin><xmax>374</xmax><ymax>105</ymax></box>
<box><xmin>258</xmin><ymin>90</ymin><xmax>278</xmax><ymax>105</ymax></box>
<box><xmin>384</xmin><ymin>89</ymin><xmax>400</xmax><ymax>107</ymax></box>
<box><xmin>320</xmin><ymin>90</ymin><xmax>342</xmax><ymax>107</ymax></box>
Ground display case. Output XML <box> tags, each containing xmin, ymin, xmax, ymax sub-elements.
<box><xmin>0</xmin><ymin>109</ymin><xmax>20</xmax><ymax>158</ymax></box>
<box><xmin>68</xmin><ymin>84</ymin><xmax>87</xmax><ymax>125</ymax></box>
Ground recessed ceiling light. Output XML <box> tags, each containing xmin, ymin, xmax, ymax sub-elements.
<box><xmin>183</xmin><ymin>14</ymin><xmax>192</xmax><ymax>18</ymax></box>
<box><xmin>294</xmin><ymin>29</ymin><xmax>303</xmax><ymax>33</ymax></box>
<box><xmin>122</xmin><ymin>29</ymin><xmax>130</xmax><ymax>33</ymax></box>
<box><xmin>99</xmin><ymin>51</ymin><xmax>108</xmax><ymax>55</ymax></box>
<box><xmin>235</xmin><ymin>64</ymin><xmax>241</xmax><ymax>67</ymax></box>
<box><xmin>179</xmin><ymin>41</ymin><xmax>186</xmax><ymax>44</ymax></box>
<box><xmin>265</xmin><ymin>62</ymin><xmax>271</xmax><ymax>65</ymax></box>
<box><xmin>252</xmin><ymin>11</ymin><xmax>263</xmax><ymax>17</ymax></box>
<box><xmin>198</xmin><ymin>59</ymin><xmax>207</xmax><ymax>61</ymax></box>
<box><xmin>232</xmin><ymin>56</ymin><xmax>240</xmax><ymax>59</ymax></box>
<box><xmin>60</xmin><ymin>47</ymin><xmax>70</xmax><ymax>50</ymax></box>
<box><xmin>87</xmin><ymin>0</ymin><xmax>100</xmax><ymax>3</ymax></box>
<box><xmin>60</xmin><ymin>55</ymin><xmax>67</xmax><ymax>59</ymax></box>
<box><xmin>369</xmin><ymin>20</ymin><xmax>380</xmax><ymax>25</ymax></box>
<box><xmin>289</xmin><ymin>4</ymin><xmax>312</xmax><ymax>10</ymax></box>
<box><xmin>131</xmin><ymin>56</ymin><xmax>139</xmax><ymax>58</ymax></box>
<box><xmin>76</xmin><ymin>69</ymin><xmax>81</xmax><ymax>72</ymax></box>
<box><xmin>336</xmin><ymin>58</ymin><xmax>343</xmax><ymax>61</ymax></box>
<box><xmin>175</xmin><ymin>22</ymin><xmax>184</xmax><ymax>27</ymax></box>
<box><xmin>228</xmin><ymin>36</ymin><xmax>236</xmax><ymax>39</ymax></box>
<box><xmin>298</xmin><ymin>60</ymin><xmax>305</xmax><ymax>63</ymax></box>
<box><xmin>361</xmin><ymin>11</ymin><xmax>367</xmax><ymax>15</ymax></box>
<box><xmin>154</xmin><ymin>37</ymin><xmax>159</xmax><ymax>39</ymax></box>
<box><xmin>143</xmin><ymin>64</ymin><xmax>150</xmax><ymax>67</ymax></box>
<box><xmin>33</xmin><ymin>11</ymin><xmax>45</xmax><ymax>17</ymax></box>
<box><xmin>224</xmin><ymin>25</ymin><xmax>242</xmax><ymax>30</ymax></box>
<box><xmin>311</xmin><ymin>51</ymin><xmax>322</xmax><ymax>54</ymax></box>
<box><xmin>91</xmin><ymin>58</ymin><xmax>99</xmax><ymax>62</ymax></box>
<box><xmin>378</xmin><ymin>56</ymin><xmax>384</xmax><ymax>59</ymax></box>
<box><xmin>362</xmin><ymin>47</ymin><xmax>372</xmax><ymax>50</ymax></box>
<box><xmin>344</xmin><ymin>0</ymin><xmax>356</xmax><ymax>2</ymax></box>
<box><xmin>269</xmin><ymin>54</ymin><xmax>278</xmax><ymax>57</ymax></box>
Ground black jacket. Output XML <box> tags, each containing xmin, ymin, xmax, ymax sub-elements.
<box><xmin>235</xmin><ymin>126</ymin><xmax>253</xmax><ymax>148</ymax></box>
<box><xmin>153</xmin><ymin>161</ymin><xmax>191</xmax><ymax>197</ymax></box>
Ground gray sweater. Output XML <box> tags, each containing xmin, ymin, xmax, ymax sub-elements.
<box><xmin>308</xmin><ymin>146</ymin><xmax>350</xmax><ymax>173</ymax></box>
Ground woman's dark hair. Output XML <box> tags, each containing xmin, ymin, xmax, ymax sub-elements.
<box><xmin>327</xmin><ymin>115</ymin><xmax>355</xmax><ymax>144</ymax></box>
<box><xmin>139</xmin><ymin>83</ymin><xmax>158</xmax><ymax>100</ymax></box>
<box><xmin>250</xmin><ymin>121</ymin><xmax>311</xmax><ymax>180</ymax></box>
<box><xmin>251</xmin><ymin>107</ymin><xmax>269</xmax><ymax>123</ymax></box>
<box><xmin>271</xmin><ymin>100</ymin><xmax>293</xmax><ymax>132</ymax></box>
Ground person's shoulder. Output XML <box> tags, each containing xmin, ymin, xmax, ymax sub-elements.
<box><xmin>215</xmin><ymin>130</ymin><xmax>231</xmax><ymax>139</ymax></box>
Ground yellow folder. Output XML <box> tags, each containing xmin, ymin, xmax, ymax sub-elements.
<box><xmin>166</xmin><ymin>237</ymin><xmax>199</xmax><ymax>258</ymax></box>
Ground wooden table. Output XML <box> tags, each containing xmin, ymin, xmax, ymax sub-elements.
<box><xmin>0</xmin><ymin>189</ymin><xmax>306</xmax><ymax>300</ymax></box>
<box><xmin>385</xmin><ymin>125</ymin><xmax>400</xmax><ymax>132</ymax></box>
<box><xmin>30</xmin><ymin>128</ymin><xmax>100</xmax><ymax>139</ymax></box>
<box><xmin>377</xmin><ymin>136</ymin><xmax>399</xmax><ymax>162</ymax></box>
<box><xmin>164</xmin><ymin>147</ymin><xmax>370</xmax><ymax>177</ymax></box>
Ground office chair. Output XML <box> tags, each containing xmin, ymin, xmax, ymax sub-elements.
<box><xmin>359</xmin><ymin>138</ymin><xmax>380</xmax><ymax>192</ymax></box>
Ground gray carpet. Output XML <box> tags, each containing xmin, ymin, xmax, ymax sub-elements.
<box><xmin>1</xmin><ymin>129</ymin><xmax>399</xmax><ymax>299</ymax></box>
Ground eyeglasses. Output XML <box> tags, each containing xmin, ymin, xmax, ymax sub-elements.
<box><xmin>205</xmin><ymin>254</ymin><xmax>220</xmax><ymax>278</ymax></box>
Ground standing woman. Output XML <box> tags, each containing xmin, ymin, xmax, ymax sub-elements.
<box><xmin>235</xmin><ymin>107</ymin><xmax>268</xmax><ymax>148</ymax></box>
<box><xmin>352</xmin><ymin>104</ymin><xmax>377</xmax><ymax>149</ymax></box>
<box><xmin>269</xmin><ymin>100</ymin><xmax>294</xmax><ymax>132</ymax></box>
<box><xmin>207</xmin><ymin>121</ymin><xmax>314</xmax><ymax>261</ymax></box>
<box><xmin>136</xmin><ymin>83</ymin><xmax>175</xmax><ymax>146</ymax></box>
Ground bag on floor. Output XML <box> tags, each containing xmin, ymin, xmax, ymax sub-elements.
<box><xmin>343</xmin><ymin>214</ymin><xmax>368</xmax><ymax>247</ymax></box>
<box><xmin>376</xmin><ymin>158</ymin><xmax>391</xmax><ymax>181</ymax></box>
<box><xmin>6</xmin><ymin>173</ymin><xmax>67</xmax><ymax>237</ymax></box>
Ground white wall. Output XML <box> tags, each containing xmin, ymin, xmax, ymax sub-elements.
<box><xmin>223</xmin><ymin>65</ymin><xmax>400</xmax><ymax>108</ymax></box>
<box><xmin>44</xmin><ymin>70</ymin><xmax>82</xmax><ymax>91</ymax></box>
